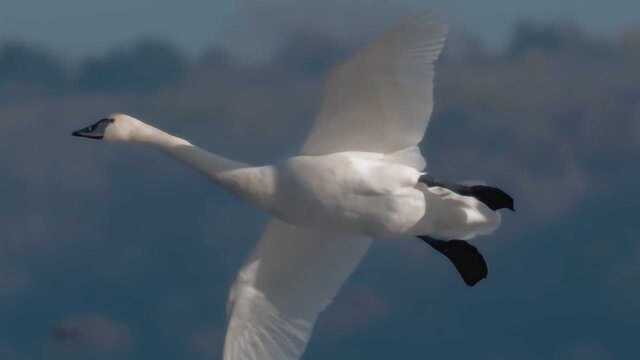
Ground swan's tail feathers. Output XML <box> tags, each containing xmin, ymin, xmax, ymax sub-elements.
<box><xmin>419</xmin><ymin>175</ymin><xmax>514</xmax><ymax>211</ymax></box>
<box><xmin>412</xmin><ymin>183</ymin><xmax>502</xmax><ymax>240</ymax></box>
<box><xmin>419</xmin><ymin>236</ymin><xmax>488</xmax><ymax>286</ymax></box>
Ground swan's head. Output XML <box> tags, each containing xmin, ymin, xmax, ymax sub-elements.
<box><xmin>72</xmin><ymin>113</ymin><xmax>144</xmax><ymax>142</ymax></box>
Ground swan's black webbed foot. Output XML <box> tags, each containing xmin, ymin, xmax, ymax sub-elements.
<box><xmin>459</xmin><ymin>185</ymin><xmax>514</xmax><ymax>211</ymax></box>
<box><xmin>418</xmin><ymin>236</ymin><xmax>488</xmax><ymax>286</ymax></box>
<box><xmin>419</xmin><ymin>174</ymin><xmax>514</xmax><ymax>211</ymax></box>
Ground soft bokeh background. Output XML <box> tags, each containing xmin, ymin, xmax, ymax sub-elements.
<box><xmin>2</xmin><ymin>1</ymin><xmax>639</xmax><ymax>359</ymax></box>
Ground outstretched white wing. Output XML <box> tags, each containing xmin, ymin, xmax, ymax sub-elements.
<box><xmin>224</xmin><ymin>220</ymin><xmax>371</xmax><ymax>360</ymax></box>
<box><xmin>303</xmin><ymin>12</ymin><xmax>447</xmax><ymax>155</ymax></box>
<box><xmin>224</xmin><ymin>13</ymin><xmax>447</xmax><ymax>359</ymax></box>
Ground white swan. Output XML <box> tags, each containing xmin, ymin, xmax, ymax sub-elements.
<box><xmin>73</xmin><ymin>12</ymin><xmax>513</xmax><ymax>360</ymax></box>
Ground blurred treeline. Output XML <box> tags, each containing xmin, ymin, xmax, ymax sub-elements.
<box><xmin>0</xmin><ymin>39</ymin><xmax>188</xmax><ymax>100</ymax></box>
<box><xmin>3</xmin><ymin>20</ymin><xmax>640</xmax><ymax>99</ymax></box>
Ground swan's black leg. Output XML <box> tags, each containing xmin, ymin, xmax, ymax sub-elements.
<box><xmin>418</xmin><ymin>236</ymin><xmax>488</xmax><ymax>286</ymax></box>
<box><xmin>419</xmin><ymin>174</ymin><xmax>514</xmax><ymax>211</ymax></box>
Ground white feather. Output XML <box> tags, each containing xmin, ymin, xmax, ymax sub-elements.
<box><xmin>224</xmin><ymin>220</ymin><xmax>370</xmax><ymax>360</ymax></box>
<box><xmin>302</xmin><ymin>12</ymin><xmax>447</xmax><ymax>155</ymax></box>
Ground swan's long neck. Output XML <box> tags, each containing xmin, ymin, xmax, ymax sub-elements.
<box><xmin>130</xmin><ymin>123</ymin><xmax>276</xmax><ymax>211</ymax></box>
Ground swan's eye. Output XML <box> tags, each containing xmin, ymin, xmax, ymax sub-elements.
<box><xmin>109</xmin><ymin>118</ymin><xmax>115</xmax><ymax>123</ymax></box>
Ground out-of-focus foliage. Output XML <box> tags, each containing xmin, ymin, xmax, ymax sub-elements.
<box><xmin>0</xmin><ymin>42</ymin><xmax>68</xmax><ymax>101</ymax></box>
<box><xmin>0</xmin><ymin>39</ymin><xmax>187</xmax><ymax>101</ymax></box>
<box><xmin>77</xmin><ymin>39</ymin><xmax>188</xmax><ymax>94</ymax></box>
<box><xmin>507</xmin><ymin>20</ymin><xmax>611</xmax><ymax>58</ymax></box>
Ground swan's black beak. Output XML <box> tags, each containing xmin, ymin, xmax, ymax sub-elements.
<box><xmin>72</xmin><ymin>118</ymin><xmax>111</xmax><ymax>140</ymax></box>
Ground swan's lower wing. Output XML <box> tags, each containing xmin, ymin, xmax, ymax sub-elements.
<box><xmin>223</xmin><ymin>219</ymin><xmax>371</xmax><ymax>360</ymax></box>
<box><xmin>302</xmin><ymin>12</ymin><xmax>447</xmax><ymax>156</ymax></box>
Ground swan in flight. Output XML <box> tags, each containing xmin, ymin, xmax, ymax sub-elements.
<box><xmin>73</xmin><ymin>12</ymin><xmax>513</xmax><ymax>360</ymax></box>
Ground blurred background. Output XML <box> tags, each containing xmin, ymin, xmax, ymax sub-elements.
<box><xmin>1</xmin><ymin>0</ymin><xmax>639</xmax><ymax>359</ymax></box>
